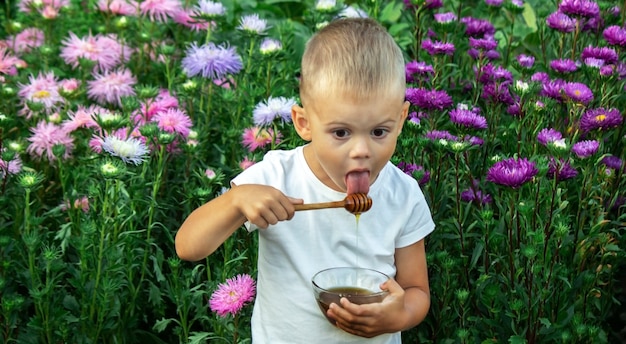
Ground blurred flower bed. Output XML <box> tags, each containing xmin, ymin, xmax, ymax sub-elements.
<box><xmin>0</xmin><ymin>0</ymin><xmax>624</xmax><ymax>343</ymax></box>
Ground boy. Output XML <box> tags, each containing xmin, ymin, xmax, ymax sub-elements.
<box><xmin>175</xmin><ymin>17</ymin><xmax>435</xmax><ymax>343</ymax></box>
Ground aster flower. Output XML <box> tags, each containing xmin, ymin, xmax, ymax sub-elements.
<box><xmin>152</xmin><ymin>108</ymin><xmax>193</xmax><ymax>137</ymax></box>
<box><xmin>87</xmin><ymin>68</ymin><xmax>137</xmax><ymax>107</ymax></box>
<box><xmin>195</xmin><ymin>0</ymin><xmax>226</xmax><ymax>17</ymax></box>
<box><xmin>397</xmin><ymin>162</ymin><xmax>430</xmax><ymax>185</ymax></box>
<box><xmin>558</xmin><ymin>0</ymin><xmax>599</xmax><ymax>18</ymax></box>
<box><xmin>101</xmin><ymin>135</ymin><xmax>149</xmax><ymax>165</ymax></box>
<box><xmin>449</xmin><ymin>108</ymin><xmax>488</xmax><ymax>129</ymax></box>
<box><xmin>550</xmin><ymin>58</ymin><xmax>578</xmax><ymax>73</ymax></box>
<box><xmin>11</xmin><ymin>28</ymin><xmax>45</xmax><ymax>53</ymax></box>
<box><xmin>209</xmin><ymin>274</ymin><xmax>256</xmax><ymax>318</ymax></box>
<box><xmin>0</xmin><ymin>152</ymin><xmax>23</xmax><ymax>178</ymax></box>
<box><xmin>540</xmin><ymin>78</ymin><xmax>566</xmax><ymax>101</ymax></box>
<box><xmin>405</xmin><ymin>88</ymin><xmax>453</xmax><ymax>111</ymax></box>
<box><xmin>563</xmin><ymin>82</ymin><xmax>593</xmax><ymax>104</ymax></box>
<box><xmin>546</xmin><ymin>11</ymin><xmax>577</xmax><ymax>33</ymax></box>
<box><xmin>61</xmin><ymin>32</ymin><xmax>132</xmax><ymax>72</ymax></box>
<box><xmin>27</xmin><ymin>121</ymin><xmax>74</xmax><ymax>161</ymax></box>
<box><xmin>581</xmin><ymin>46</ymin><xmax>618</xmax><ymax>65</ymax></box>
<box><xmin>252</xmin><ymin>96</ymin><xmax>296</xmax><ymax>126</ymax></box>
<box><xmin>547</xmin><ymin>157</ymin><xmax>578</xmax><ymax>181</ymax></box>
<box><xmin>182</xmin><ymin>42</ymin><xmax>243</xmax><ymax>80</ymax></box>
<box><xmin>434</xmin><ymin>12</ymin><xmax>457</xmax><ymax>24</ymax></box>
<box><xmin>139</xmin><ymin>0</ymin><xmax>182</xmax><ymax>22</ymax></box>
<box><xmin>405</xmin><ymin>61</ymin><xmax>434</xmax><ymax>83</ymax></box>
<box><xmin>486</xmin><ymin>157</ymin><xmax>538</xmax><ymax>188</ymax></box>
<box><xmin>601</xmin><ymin>156</ymin><xmax>623</xmax><ymax>170</ymax></box>
<box><xmin>241</xmin><ymin>127</ymin><xmax>281</xmax><ymax>152</ymax></box>
<box><xmin>460</xmin><ymin>180</ymin><xmax>492</xmax><ymax>204</ymax></box>
<box><xmin>97</xmin><ymin>0</ymin><xmax>138</xmax><ymax>15</ymax></box>
<box><xmin>603</xmin><ymin>25</ymin><xmax>626</xmax><ymax>47</ymax></box>
<box><xmin>425</xmin><ymin>130</ymin><xmax>458</xmax><ymax>142</ymax></box>
<box><xmin>0</xmin><ymin>47</ymin><xmax>24</xmax><ymax>76</ymax></box>
<box><xmin>516</xmin><ymin>54</ymin><xmax>535</xmax><ymax>68</ymax></box>
<box><xmin>421</xmin><ymin>39</ymin><xmax>455</xmax><ymax>56</ymax></box>
<box><xmin>18</xmin><ymin>71</ymin><xmax>64</xmax><ymax>118</ymax></box>
<box><xmin>62</xmin><ymin>104</ymin><xmax>104</xmax><ymax>132</ymax></box>
<box><xmin>537</xmin><ymin>128</ymin><xmax>563</xmax><ymax>146</ymax></box>
<box><xmin>237</xmin><ymin>14</ymin><xmax>269</xmax><ymax>34</ymax></box>
<box><xmin>133</xmin><ymin>89</ymin><xmax>179</xmax><ymax>124</ymax></box>
<box><xmin>571</xmin><ymin>140</ymin><xmax>599</xmax><ymax>158</ymax></box>
<box><xmin>259</xmin><ymin>38</ymin><xmax>282</xmax><ymax>54</ymax></box>
<box><xmin>477</xmin><ymin>63</ymin><xmax>513</xmax><ymax>84</ymax></box>
<box><xmin>239</xmin><ymin>156</ymin><xmax>256</xmax><ymax>170</ymax></box>
<box><xmin>461</xmin><ymin>17</ymin><xmax>495</xmax><ymax>37</ymax></box>
<box><xmin>338</xmin><ymin>5</ymin><xmax>368</xmax><ymax>18</ymax></box>
<box><xmin>60</xmin><ymin>196</ymin><xmax>90</xmax><ymax>213</ymax></box>
<box><xmin>579</xmin><ymin>107</ymin><xmax>623</xmax><ymax>133</ymax></box>
<box><xmin>172</xmin><ymin>9</ymin><xmax>212</xmax><ymax>31</ymax></box>
<box><xmin>485</xmin><ymin>0</ymin><xmax>503</xmax><ymax>6</ymax></box>
<box><xmin>315</xmin><ymin>0</ymin><xmax>336</xmax><ymax>11</ymax></box>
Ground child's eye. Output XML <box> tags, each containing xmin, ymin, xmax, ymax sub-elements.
<box><xmin>333</xmin><ymin>129</ymin><xmax>349</xmax><ymax>138</ymax></box>
<box><xmin>372</xmin><ymin>128</ymin><xmax>388</xmax><ymax>137</ymax></box>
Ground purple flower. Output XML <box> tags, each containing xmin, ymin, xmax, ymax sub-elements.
<box><xmin>407</xmin><ymin>111</ymin><xmax>427</xmax><ymax>125</ymax></box>
<box><xmin>464</xmin><ymin>135</ymin><xmax>484</xmax><ymax>146</ymax></box>
<box><xmin>403</xmin><ymin>0</ymin><xmax>442</xmax><ymax>9</ymax></box>
<box><xmin>461</xmin><ymin>17</ymin><xmax>495</xmax><ymax>37</ymax></box>
<box><xmin>547</xmin><ymin>157</ymin><xmax>578</xmax><ymax>181</ymax></box>
<box><xmin>470</xmin><ymin>37</ymin><xmax>498</xmax><ymax>50</ymax></box>
<box><xmin>397</xmin><ymin>162</ymin><xmax>430</xmax><ymax>185</ymax></box>
<box><xmin>579</xmin><ymin>107</ymin><xmax>623</xmax><ymax>133</ymax></box>
<box><xmin>209</xmin><ymin>274</ymin><xmax>256</xmax><ymax>317</ymax></box>
<box><xmin>531</xmin><ymin>72</ymin><xmax>550</xmax><ymax>83</ymax></box>
<box><xmin>571</xmin><ymin>140</ymin><xmax>599</xmax><ymax>158</ymax></box>
<box><xmin>563</xmin><ymin>82</ymin><xmax>593</xmax><ymax>104</ymax></box>
<box><xmin>485</xmin><ymin>0</ymin><xmax>503</xmax><ymax>6</ymax></box>
<box><xmin>27</xmin><ymin>121</ymin><xmax>75</xmax><ymax>162</ymax></box>
<box><xmin>550</xmin><ymin>58</ymin><xmax>579</xmax><ymax>73</ymax></box>
<box><xmin>461</xmin><ymin>188</ymin><xmax>492</xmax><ymax>204</ymax></box>
<box><xmin>405</xmin><ymin>61</ymin><xmax>434</xmax><ymax>83</ymax></box>
<box><xmin>477</xmin><ymin>63</ymin><xmax>513</xmax><ymax>84</ymax></box>
<box><xmin>237</xmin><ymin>14</ymin><xmax>270</xmax><ymax>35</ymax></box>
<box><xmin>434</xmin><ymin>12</ymin><xmax>457</xmax><ymax>24</ymax></box>
<box><xmin>0</xmin><ymin>152</ymin><xmax>23</xmax><ymax>178</ymax></box>
<box><xmin>558</xmin><ymin>0</ymin><xmax>599</xmax><ymax>18</ymax></box>
<box><xmin>481</xmin><ymin>82</ymin><xmax>515</xmax><ymax>105</ymax></box>
<box><xmin>421</xmin><ymin>39</ymin><xmax>455</xmax><ymax>56</ymax></box>
<box><xmin>546</xmin><ymin>11</ymin><xmax>577</xmax><ymax>33</ymax></box>
<box><xmin>252</xmin><ymin>96</ymin><xmax>296</xmax><ymax>126</ymax></box>
<box><xmin>182</xmin><ymin>42</ymin><xmax>243</xmax><ymax>80</ymax></box>
<box><xmin>537</xmin><ymin>128</ymin><xmax>563</xmax><ymax>146</ymax></box>
<box><xmin>486</xmin><ymin>157</ymin><xmax>538</xmax><ymax>188</ymax></box>
<box><xmin>405</xmin><ymin>88</ymin><xmax>453</xmax><ymax>110</ymax></box>
<box><xmin>603</xmin><ymin>25</ymin><xmax>626</xmax><ymax>47</ymax></box>
<box><xmin>516</xmin><ymin>54</ymin><xmax>535</xmax><ymax>68</ymax></box>
<box><xmin>425</xmin><ymin>130</ymin><xmax>458</xmax><ymax>141</ymax></box>
<box><xmin>581</xmin><ymin>46</ymin><xmax>618</xmax><ymax>65</ymax></box>
<box><xmin>449</xmin><ymin>108</ymin><xmax>488</xmax><ymax>129</ymax></box>
<box><xmin>602</xmin><ymin>156</ymin><xmax>623</xmax><ymax>170</ymax></box>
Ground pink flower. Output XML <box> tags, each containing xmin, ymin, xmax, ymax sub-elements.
<box><xmin>61</xmin><ymin>32</ymin><xmax>131</xmax><ymax>72</ymax></box>
<box><xmin>97</xmin><ymin>0</ymin><xmax>138</xmax><ymax>15</ymax></box>
<box><xmin>133</xmin><ymin>89</ymin><xmax>179</xmax><ymax>124</ymax></box>
<box><xmin>239</xmin><ymin>156</ymin><xmax>255</xmax><ymax>170</ymax></box>
<box><xmin>152</xmin><ymin>108</ymin><xmax>193</xmax><ymax>137</ymax></box>
<box><xmin>209</xmin><ymin>274</ymin><xmax>256</xmax><ymax>317</ymax></box>
<box><xmin>18</xmin><ymin>0</ymin><xmax>70</xmax><ymax>13</ymax></box>
<box><xmin>241</xmin><ymin>127</ymin><xmax>281</xmax><ymax>152</ymax></box>
<box><xmin>18</xmin><ymin>71</ymin><xmax>64</xmax><ymax>118</ymax></box>
<box><xmin>0</xmin><ymin>152</ymin><xmax>23</xmax><ymax>178</ymax></box>
<box><xmin>61</xmin><ymin>104</ymin><xmax>104</xmax><ymax>132</ymax></box>
<box><xmin>173</xmin><ymin>8</ymin><xmax>211</xmax><ymax>31</ymax></box>
<box><xmin>139</xmin><ymin>0</ymin><xmax>182</xmax><ymax>22</ymax></box>
<box><xmin>27</xmin><ymin>121</ymin><xmax>74</xmax><ymax>161</ymax></box>
<box><xmin>0</xmin><ymin>47</ymin><xmax>24</xmax><ymax>76</ymax></box>
<box><xmin>87</xmin><ymin>68</ymin><xmax>137</xmax><ymax>107</ymax></box>
<box><xmin>60</xmin><ymin>196</ymin><xmax>90</xmax><ymax>212</ymax></box>
<box><xmin>10</xmin><ymin>28</ymin><xmax>45</xmax><ymax>53</ymax></box>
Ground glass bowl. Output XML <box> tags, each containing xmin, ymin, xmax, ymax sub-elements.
<box><xmin>311</xmin><ymin>267</ymin><xmax>390</xmax><ymax>324</ymax></box>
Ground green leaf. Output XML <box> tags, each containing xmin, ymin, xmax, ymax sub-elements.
<box><xmin>508</xmin><ymin>335</ymin><xmax>527</xmax><ymax>344</ymax></box>
<box><xmin>380</xmin><ymin>1</ymin><xmax>403</xmax><ymax>23</ymax></box>
<box><xmin>522</xmin><ymin>3</ymin><xmax>538</xmax><ymax>32</ymax></box>
<box><xmin>152</xmin><ymin>317</ymin><xmax>176</xmax><ymax>333</ymax></box>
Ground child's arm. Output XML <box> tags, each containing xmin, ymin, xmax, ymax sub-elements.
<box><xmin>327</xmin><ymin>239</ymin><xmax>430</xmax><ymax>337</ymax></box>
<box><xmin>175</xmin><ymin>184</ymin><xmax>303</xmax><ymax>261</ymax></box>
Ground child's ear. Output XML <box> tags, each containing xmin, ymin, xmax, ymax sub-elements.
<box><xmin>397</xmin><ymin>101</ymin><xmax>410</xmax><ymax>134</ymax></box>
<box><xmin>292</xmin><ymin>104</ymin><xmax>312</xmax><ymax>141</ymax></box>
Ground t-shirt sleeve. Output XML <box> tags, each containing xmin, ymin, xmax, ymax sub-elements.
<box><xmin>396</xmin><ymin>184</ymin><xmax>435</xmax><ymax>248</ymax></box>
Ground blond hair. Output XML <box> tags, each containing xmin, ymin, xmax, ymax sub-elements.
<box><xmin>300</xmin><ymin>18</ymin><xmax>405</xmax><ymax>105</ymax></box>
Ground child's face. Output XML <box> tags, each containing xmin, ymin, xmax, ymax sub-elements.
<box><xmin>292</xmin><ymin>92</ymin><xmax>409</xmax><ymax>193</ymax></box>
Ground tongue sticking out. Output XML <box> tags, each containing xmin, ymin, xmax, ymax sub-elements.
<box><xmin>346</xmin><ymin>171</ymin><xmax>370</xmax><ymax>195</ymax></box>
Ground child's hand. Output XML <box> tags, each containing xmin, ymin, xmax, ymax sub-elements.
<box><xmin>326</xmin><ymin>278</ymin><xmax>408</xmax><ymax>338</ymax></box>
<box><xmin>231</xmin><ymin>184</ymin><xmax>303</xmax><ymax>229</ymax></box>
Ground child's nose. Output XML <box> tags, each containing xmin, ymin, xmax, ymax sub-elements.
<box><xmin>349</xmin><ymin>137</ymin><xmax>371</xmax><ymax>159</ymax></box>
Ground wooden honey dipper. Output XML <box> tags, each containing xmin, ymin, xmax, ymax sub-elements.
<box><xmin>293</xmin><ymin>193</ymin><xmax>372</xmax><ymax>214</ymax></box>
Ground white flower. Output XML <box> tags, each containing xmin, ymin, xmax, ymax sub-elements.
<box><xmin>315</xmin><ymin>0</ymin><xmax>336</xmax><ymax>11</ymax></box>
<box><xmin>237</xmin><ymin>14</ymin><xmax>269</xmax><ymax>35</ymax></box>
<box><xmin>101</xmin><ymin>136</ymin><xmax>149</xmax><ymax>165</ymax></box>
<box><xmin>259</xmin><ymin>38</ymin><xmax>282</xmax><ymax>55</ymax></box>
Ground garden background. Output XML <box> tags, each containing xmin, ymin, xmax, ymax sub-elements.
<box><xmin>1</xmin><ymin>0</ymin><xmax>625</xmax><ymax>343</ymax></box>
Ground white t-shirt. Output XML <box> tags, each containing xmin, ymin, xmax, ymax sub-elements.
<box><xmin>231</xmin><ymin>146</ymin><xmax>435</xmax><ymax>344</ymax></box>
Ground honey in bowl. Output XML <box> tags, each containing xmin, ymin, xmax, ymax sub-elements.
<box><xmin>311</xmin><ymin>267</ymin><xmax>390</xmax><ymax>325</ymax></box>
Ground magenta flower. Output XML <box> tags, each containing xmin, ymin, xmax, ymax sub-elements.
<box><xmin>516</xmin><ymin>54</ymin><xmax>535</xmax><ymax>68</ymax></box>
<box><xmin>27</xmin><ymin>121</ymin><xmax>75</xmax><ymax>162</ymax></box>
<box><xmin>425</xmin><ymin>130</ymin><xmax>458</xmax><ymax>142</ymax></box>
<box><xmin>537</xmin><ymin>128</ymin><xmax>563</xmax><ymax>146</ymax></box>
<box><xmin>182</xmin><ymin>42</ymin><xmax>243</xmax><ymax>80</ymax></box>
<box><xmin>421</xmin><ymin>39</ymin><xmax>455</xmax><ymax>56</ymax></box>
<box><xmin>571</xmin><ymin>140</ymin><xmax>599</xmax><ymax>158</ymax></box>
<box><xmin>209</xmin><ymin>274</ymin><xmax>256</xmax><ymax>318</ymax></box>
<box><xmin>546</xmin><ymin>11</ymin><xmax>576</xmax><ymax>33</ymax></box>
<box><xmin>601</xmin><ymin>156</ymin><xmax>623</xmax><ymax>170</ymax></box>
<box><xmin>547</xmin><ymin>157</ymin><xmax>578</xmax><ymax>181</ymax></box>
<box><xmin>486</xmin><ymin>157</ymin><xmax>538</xmax><ymax>188</ymax></box>
<box><xmin>405</xmin><ymin>88</ymin><xmax>453</xmax><ymax>110</ymax></box>
<box><xmin>152</xmin><ymin>108</ymin><xmax>193</xmax><ymax>137</ymax></box>
<box><xmin>550</xmin><ymin>58</ymin><xmax>578</xmax><ymax>73</ymax></box>
<box><xmin>579</xmin><ymin>107</ymin><xmax>623</xmax><ymax>133</ymax></box>
<box><xmin>173</xmin><ymin>8</ymin><xmax>212</xmax><ymax>31</ymax></box>
<box><xmin>461</xmin><ymin>17</ymin><xmax>495</xmax><ymax>37</ymax></box>
<box><xmin>563</xmin><ymin>82</ymin><xmax>593</xmax><ymax>104</ymax></box>
<box><xmin>61</xmin><ymin>32</ymin><xmax>132</xmax><ymax>72</ymax></box>
<box><xmin>603</xmin><ymin>25</ymin><xmax>626</xmax><ymax>47</ymax></box>
<box><xmin>62</xmin><ymin>104</ymin><xmax>103</xmax><ymax>132</ymax></box>
<box><xmin>133</xmin><ymin>90</ymin><xmax>179</xmax><ymax>124</ymax></box>
<box><xmin>581</xmin><ymin>46</ymin><xmax>618</xmax><ymax>65</ymax></box>
<box><xmin>434</xmin><ymin>12</ymin><xmax>457</xmax><ymax>24</ymax></box>
<box><xmin>449</xmin><ymin>108</ymin><xmax>487</xmax><ymax>129</ymax></box>
<box><xmin>558</xmin><ymin>0</ymin><xmax>599</xmax><ymax>18</ymax></box>
<box><xmin>239</xmin><ymin>156</ymin><xmax>256</xmax><ymax>170</ymax></box>
<box><xmin>405</xmin><ymin>61</ymin><xmax>434</xmax><ymax>83</ymax></box>
<box><xmin>97</xmin><ymin>0</ymin><xmax>138</xmax><ymax>15</ymax></box>
<box><xmin>87</xmin><ymin>68</ymin><xmax>137</xmax><ymax>107</ymax></box>
<box><xmin>139</xmin><ymin>0</ymin><xmax>181</xmax><ymax>22</ymax></box>
<box><xmin>0</xmin><ymin>47</ymin><xmax>24</xmax><ymax>76</ymax></box>
<box><xmin>241</xmin><ymin>127</ymin><xmax>281</xmax><ymax>152</ymax></box>
<box><xmin>397</xmin><ymin>162</ymin><xmax>430</xmax><ymax>185</ymax></box>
